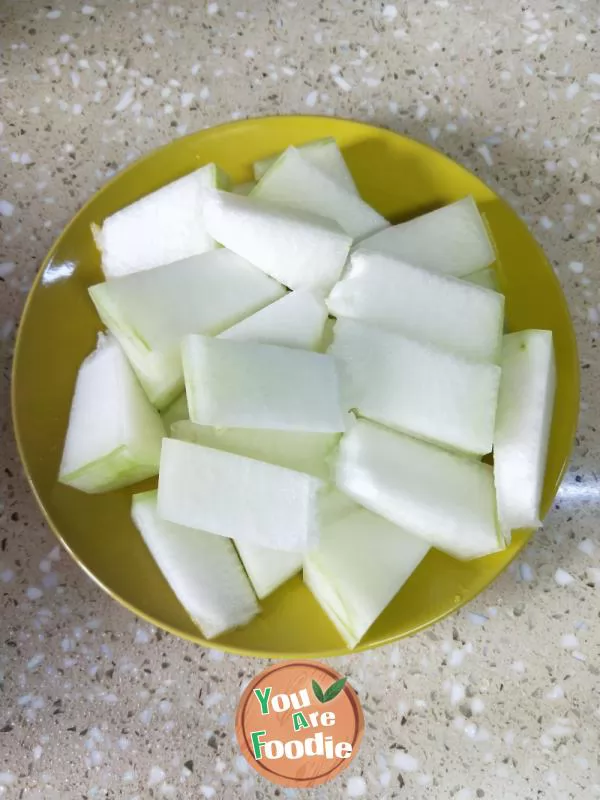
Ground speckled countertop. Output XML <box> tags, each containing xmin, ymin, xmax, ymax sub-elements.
<box><xmin>1</xmin><ymin>1</ymin><xmax>599</xmax><ymax>798</ymax></box>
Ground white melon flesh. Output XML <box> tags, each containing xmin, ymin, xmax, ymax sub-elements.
<box><xmin>252</xmin><ymin>147</ymin><xmax>388</xmax><ymax>239</ymax></box>
<box><xmin>327</xmin><ymin>250</ymin><xmax>504</xmax><ymax>363</ymax></box>
<box><xmin>235</xmin><ymin>541</ymin><xmax>302</xmax><ymax>599</ymax></box>
<box><xmin>329</xmin><ymin>319</ymin><xmax>501</xmax><ymax>455</ymax></box>
<box><xmin>95</xmin><ymin>163</ymin><xmax>229</xmax><ymax>279</ymax></box>
<box><xmin>335</xmin><ymin>420</ymin><xmax>502</xmax><ymax>560</ymax></box>
<box><xmin>171</xmin><ymin>420</ymin><xmax>338</xmax><ymax>480</ymax></box>
<box><xmin>357</xmin><ymin>196</ymin><xmax>494</xmax><ymax>277</ymax></box>
<box><xmin>494</xmin><ymin>330</ymin><xmax>556</xmax><ymax>533</ymax></box>
<box><xmin>253</xmin><ymin>138</ymin><xmax>358</xmax><ymax>195</ymax></box>
<box><xmin>219</xmin><ymin>290</ymin><xmax>327</xmax><ymax>350</ymax></box>
<box><xmin>181</xmin><ymin>335</ymin><xmax>346</xmax><ymax>433</ymax></box>
<box><xmin>161</xmin><ymin>392</ymin><xmax>189</xmax><ymax>428</ymax></box>
<box><xmin>89</xmin><ymin>249</ymin><xmax>285</xmax><ymax>408</ymax></box>
<box><xmin>131</xmin><ymin>490</ymin><xmax>259</xmax><ymax>638</ymax></box>
<box><xmin>464</xmin><ymin>266</ymin><xmax>499</xmax><ymax>292</ymax></box>
<box><xmin>232</xmin><ymin>181</ymin><xmax>256</xmax><ymax>195</ymax></box>
<box><xmin>169</xmin><ymin>419</ymin><xmax>334</xmax><ymax>596</ymax></box>
<box><xmin>304</xmin><ymin>507</ymin><xmax>430</xmax><ymax>648</ymax></box>
<box><xmin>59</xmin><ymin>335</ymin><xmax>165</xmax><ymax>493</ymax></box>
<box><xmin>202</xmin><ymin>190</ymin><xmax>352</xmax><ymax>294</ymax></box>
<box><xmin>158</xmin><ymin>438</ymin><xmax>324</xmax><ymax>552</ymax></box>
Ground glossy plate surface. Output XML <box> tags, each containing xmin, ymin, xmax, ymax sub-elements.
<box><xmin>12</xmin><ymin>116</ymin><xmax>579</xmax><ymax>657</ymax></box>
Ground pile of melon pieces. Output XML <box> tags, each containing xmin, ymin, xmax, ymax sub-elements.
<box><xmin>59</xmin><ymin>137</ymin><xmax>556</xmax><ymax>649</ymax></box>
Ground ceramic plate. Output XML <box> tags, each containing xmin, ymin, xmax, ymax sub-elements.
<box><xmin>12</xmin><ymin>116</ymin><xmax>579</xmax><ymax>657</ymax></box>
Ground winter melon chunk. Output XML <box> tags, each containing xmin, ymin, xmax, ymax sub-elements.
<box><xmin>158</xmin><ymin>438</ymin><xmax>324</xmax><ymax>552</ymax></box>
<box><xmin>494</xmin><ymin>330</ymin><xmax>556</xmax><ymax>533</ymax></box>
<box><xmin>357</xmin><ymin>196</ymin><xmax>494</xmax><ymax>277</ymax></box>
<box><xmin>59</xmin><ymin>335</ymin><xmax>164</xmax><ymax>493</ymax></box>
<box><xmin>132</xmin><ymin>490</ymin><xmax>259</xmax><ymax>639</ymax></box>
<box><xmin>327</xmin><ymin>250</ymin><xmax>504</xmax><ymax>363</ymax></box>
<box><xmin>304</xmin><ymin>507</ymin><xmax>430</xmax><ymax>648</ymax></box>
<box><xmin>95</xmin><ymin>163</ymin><xmax>230</xmax><ymax>279</ymax></box>
<box><xmin>203</xmin><ymin>190</ymin><xmax>352</xmax><ymax>294</ymax></box>
<box><xmin>329</xmin><ymin>318</ymin><xmax>501</xmax><ymax>455</ymax></box>
<box><xmin>235</xmin><ymin>541</ymin><xmax>303</xmax><ymax>600</ymax></box>
<box><xmin>335</xmin><ymin>420</ymin><xmax>502</xmax><ymax>560</ymax></box>
<box><xmin>252</xmin><ymin>146</ymin><xmax>388</xmax><ymax>239</ymax></box>
<box><xmin>181</xmin><ymin>335</ymin><xmax>346</xmax><ymax>433</ymax></box>
<box><xmin>253</xmin><ymin>137</ymin><xmax>358</xmax><ymax>195</ymax></box>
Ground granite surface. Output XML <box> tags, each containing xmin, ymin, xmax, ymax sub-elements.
<box><xmin>1</xmin><ymin>0</ymin><xmax>599</xmax><ymax>797</ymax></box>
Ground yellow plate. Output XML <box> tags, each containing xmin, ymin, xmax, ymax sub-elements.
<box><xmin>12</xmin><ymin>116</ymin><xmax>579</xmax><ymax>657</ymax></box>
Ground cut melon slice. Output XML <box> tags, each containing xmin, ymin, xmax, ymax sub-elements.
<box><xmin>89</xmin><ymin>249</ymin><xmax>285</xmax><ymax>408</ymax></box>
<box><xmin>181</xmin><ymin>335</ymin><xmax>346</xmax><ymax>433</ymax></box>
<box><xmin>131</xmin><ymin>490</ymin><xmax>259</xmax><ymax>638</ymax></box>
<box><xmin>494</xmin><ymin>330</ymin><xmax>556</xmax><ymax>533</ymax></box>
<box><xmin>235</xmin><ymin>541</ymin><xmax>302</xmax><ymax>599</ymax></box>
<box><xmin>335</xmin><ymin>420</ymin><xmax>502</xmax><ymax>560</ymax></box>
<box><xmin>232</xmin><ymin>181</ymin><xmax>256</xmax><ymax>196</ymax></box>
<box><xmin>161</xmin><ymin>392</ymin><xmax>189</xmax><ymax>428</ymax></box>
<box><xmin>158</xmin><ymin>438</ymin><xmax>324</xmax><ymax>552</ymax></box>
<box><xmin>464</xmin><ymin>266</ymin><xmax>499</xmax><ymax>292</ymax></box>
<box><xmin>171</xmin><ymin>420</ymin><xmax>338</xmax><ymax>480</ymax></box>
<box><xmin>357</xmin><ymin>196</ymin><xmax>494</xmax><ymax>277</ymax></box>
<box><xmin>251</xmin><ymin>147</ymin><xmax>388</xmax><ymax>239</ymax></box>
<box><xmin>329</xmin><ymin>318</ymin><xmax>501</xmax><ymax>455</ymax></box>
<box><xmin>253</xmin><ymin>138</ymin><xmax>358</xmax><ymax>195</ymax></box>
<box><xmin>202</xmin><ymin>190</ymin><xmax>352</xmax><ymax>294</ymax></box>
<box><xmin>304</xmin><ymin>507</ymin><xmax>430</xmax><ymax>648</ymax></box>
<box><xmin>95</xmin><ymin>163</ymin><xmax>230</xmax><ymax>279</ymax></box>
<box><xmin>327</xmin><ymin>250</ymin><xmax>504</xmax><ymax>363</ymax></box>
<box><xmin>59</xmin><ymin>335</ymin><xmax>165</xmax><ymax>493</ymax></box>
<box><xmin>219</xmin><ymin>290</ymin><xmax>327</xmax><ymax>350</ymax></box>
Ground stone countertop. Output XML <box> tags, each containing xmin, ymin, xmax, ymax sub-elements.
<box><xmin>1</xmin><ymin>1</ymin><xmax>599</xmax><ymax>797</ymax></box>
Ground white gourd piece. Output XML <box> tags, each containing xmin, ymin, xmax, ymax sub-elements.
<box><xmin>131</xmin><ymin>490</ymin><xmax>259</xmax><ymax>639</ymax></box>
<box><xmin>251</xmin><ymin>146</ymin><xmax>388</xmax><ymax>239</ymax></box>
<box><xmin>219</xmin><ymin>290</ymin><xmax>327</xmax><ymax>351</ymax></box>
<box><xmin>304</xmin><ymin>507</ymin><xmax>430</xmax><ymax>648</ymax></box>
<box><xmin>357</xmin><ymin>196</ymin><xmax>494</xmax><ymax>277</ymax></box>
<box><xmin>181</xmin><ymin>335</ymin><xmax>346</xmax><ymax>433</ymax></box>
<box><xmin>89</xmin><ymin>249</ymin><xmax>285</xmax><ymax>408</ymax></box>
<box><xmin>327</xmin><ymin>250</ymin><xmax>504</xmax><ymax>363</ymax></box>
<box><xmin>494</xmin><ymin>330</ymin><xmax>556</xmax><ymax>533</ymax></box>
<box><xmin>235</xmin><ymin>541</ymin><xmax>303</xmax><ymax>600</ymax></box>
<box><xmin>335</xmin><ymin>419</ymin><xmax>502</xmax><ymax>560</ymax></box>
<box><xmin>253</xmin><ymin>138</ymin><xmax>358</xmax><ymax>195</ymax></box>
<box><xmin>202</xmin><ymin>190</ymin><xmax>352</xmax><ymax>294</ymax></box>
<box><xmin>59</xmin><ymin>335</ymin><xmax>165</xmax><ymax>493</ymax></box>
<box><xmin>171</xmin><ymin>421</ymin><xmax>338</xmax><ymax>480</ymax></box>
<box><xmin>157</xmin><ymin>438</ymin><xmax>324</xmax><ymax>552</ymax></box>
<box><xmin>329</xmin><ymin>318</ymin><xmax>501</xmax><ymax>455</ymax></box>
<box><xmin>95</xmin><ymin>163</ymin><xmax>230</xmax><ymax>278</ymax></box>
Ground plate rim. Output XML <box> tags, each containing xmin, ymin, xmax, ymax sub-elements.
<box><xmin>11</xmin><ymin>114</ymin><xmax>580</xmax><ymax>658</ymax></box>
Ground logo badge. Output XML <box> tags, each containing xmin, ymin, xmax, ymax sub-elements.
<box><xmin>236</xmin><ymin>660</ymin><xmax>364</xmax><ymax>788</ymax></box>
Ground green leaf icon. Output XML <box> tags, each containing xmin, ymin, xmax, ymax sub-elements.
<box><xmin>312</xmin><ymin>679</ymin><xmax>325</xmax><ymax>703</ymax></box>
<box><xmin>323</xmin><ymin>677</ymin><xmax>347</xmax><ymax>702</ymax></box>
